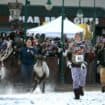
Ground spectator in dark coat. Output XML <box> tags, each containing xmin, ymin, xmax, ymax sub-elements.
<box><xmin>97</xmin><ymin>43</ymin><xmax>105</xmax><ymax>92</ymax></box>
<box><xmin>19</xmin><ymin>38</ymin><xmax>37</xmax><ymax>89</ymax></box>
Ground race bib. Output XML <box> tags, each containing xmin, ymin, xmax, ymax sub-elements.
<box><xmin>75</xmin><ymin>55</ymin><xmax>84</xmax><ymax>63</ymax></box>
<box><xmin>72</xmin><ymin>54</ymin><xmax>84</xmax><ymax>63</ymax></box>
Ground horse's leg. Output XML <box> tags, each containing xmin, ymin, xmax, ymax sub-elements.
<box><xmin>37</xmin><ymin>73</ymin><xmax>46</xmax><ymax>93</ymax></box>
<box><xmin>31</xmin><ymin>80</ymin><xmax>38</xmax><ymax>92</ymax></box>
<box><xmin>42</xmin><ymin>81</ymin><xmax>46</xmax><ymax>93</ymax></box>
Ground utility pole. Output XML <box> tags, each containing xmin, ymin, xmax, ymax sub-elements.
<box><xmin>92</xmin><ymin>0</ymin><xmax>96</xmax><ymax>45</ymax></box>
<box><xmin>24</xmin><ymin>0</ymin><xmax>30</xmax><ymax>39</ymax></box>
<box><xmin>60</xmin><ymin>0</ymin><xmax>65</xmax><ymax>83</ymax></box>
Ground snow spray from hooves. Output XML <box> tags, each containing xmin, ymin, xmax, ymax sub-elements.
<box><xmin>33</xmin><ymin>85</ymin><xmax>42</xmax><ymax>94</ymax></box>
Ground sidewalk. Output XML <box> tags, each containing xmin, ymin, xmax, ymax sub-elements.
<box><xmin>54</xmin><ymin>83</ymin><xmax>101</xmax><ymax>92</ymax></box>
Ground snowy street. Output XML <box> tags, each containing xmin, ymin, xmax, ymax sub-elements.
<box><xmin>0</xmin><ymin>82</ymin><xmax>104</xmax><ymax>105</ymax></box>
<box><xmin>0</xmin><ymin>90</ymin><xmax>105</xmax><ymax>105</ymax></box>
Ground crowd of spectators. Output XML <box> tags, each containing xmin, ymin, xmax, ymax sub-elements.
<box><xmin>0</xmin><ymin>32</ymin><xmax>105</xmax><ymax>85</ymax></box>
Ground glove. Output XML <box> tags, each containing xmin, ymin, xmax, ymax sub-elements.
<box><xmin>81</xmin><ymin>63</ymin><xmax>87</xmax><ymax>70</ymax></box>
<box><xmin>67</xmin><ymin>61</ymin><xmax>72</xmax><ymax>69</ymax></box>
<box><xmin>63</xmin><ymin>52</ymin><xmax>67</xmax><ymax>57</ymax></box>
<box><xmin>97</xmin><ymin>60</ymin><xmax>100</xmax><ymax>65</ymax></box>
<box><xmin>63</xmin><ymin>50</ymin><xmax>68</xmax><ymax>57</ymax></box>
<box><xmin>58</xmin><ymin>48</ymin><xmax>62</xmax><ymax>53</ymax></box>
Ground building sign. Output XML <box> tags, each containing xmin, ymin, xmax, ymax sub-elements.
<box><xmin>9</xmin><ymin>16</ymin><xmax>99</xmax><ymax>26</ymax></box>
<box><xmin>73</xmin><ymin>17</ymin><xmax>99</xmax><ymax>25</ymax></box>
<box><xmin>9</xmin><ymin>16</ymin><xmax>99</xmax><ymax>25</ymax></box>
<box><xmin>9</xmin><ymin>16</ymin><xmax>56</xmax><ymax>25</ymax></box>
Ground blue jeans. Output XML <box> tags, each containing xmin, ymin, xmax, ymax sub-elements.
<box><xmin>21</xmin><ymin>64</ymin><xmax>33</xmax><ymax>86</ymax></box>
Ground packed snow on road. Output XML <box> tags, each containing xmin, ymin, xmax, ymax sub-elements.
<box><xmin>0</xmin><ymin>85</ymin><xmax>105</xmax><ymax>105</ymax></box>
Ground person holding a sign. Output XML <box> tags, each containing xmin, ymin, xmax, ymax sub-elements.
<box><xmin>67</xmin><ymin>33</ymin><xmax>88</xmax><ymax>100</ymax></box>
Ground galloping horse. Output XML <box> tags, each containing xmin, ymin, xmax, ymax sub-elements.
<box><xmin>32</xmin><ymin>55</ymin><xmax>49</xmax><ymax>93</ymax></box>
<box><xmin>0</xmin><ymin>38</ymin><xmax>13</xmax><ymax>81</ymax></box>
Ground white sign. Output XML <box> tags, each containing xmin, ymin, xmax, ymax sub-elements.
<box><xmin>9</xmin><ymin>16</ymin><xmax>99</xmax><ymax>25</ymax></box>
<box><xmin>9</xmin><ymin>16</ymin><xmax>56</xmax><ymax>24</ymax></box>
<box><xmin>75</xmin><ymin>55</ymin><xmax>84</xmax><ymax>63</ymax></box>
<box><xmin>74</xmin><ymin>17</ymin><xmax>99</xmax><ymax>25</ymax></box>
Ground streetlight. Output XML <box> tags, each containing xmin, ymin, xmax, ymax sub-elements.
<box><xmin>24</xmin><ymin>0</ymin><xmax>52</xmax><ymax>39</ymax></box>
<box><xmin>8</xmin><ymin>0</ymin><xmax>22</xmax><ymax>30</ymax></box>
<box><xmin>24</xmin><ymin>0</ymin><xmax>30</xmax><ymax>39</ymax></box>
<box><xmin>76</xmin><ymin>0</ymin><xmax>83</xmax><ymax>19</ymax></box>
<box><xmin>45</xmin><ymin>0</ymin><xmax>53</xmax><ymax>10</ymax></box>
<box><xmin>8</xmin><ymin>0</ymin><xmax>22</xmax><ymax>20</ymax></box>
<box><xmin>91</xmin><ymin>0</ymin><xmax>96</xmax><ymax>45</ymax></box>
<box><xmin>60</xmin><ymin>0</ymin><xmax>65</xmax><ymax>84</ymax></box>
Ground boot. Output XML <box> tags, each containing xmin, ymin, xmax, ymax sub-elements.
<box><xmin>74</xmin><ymin>88</ymin><xmax>80</xmax><ymax>99</ymax></box>
<box><xmin>79</xmin><ymin>86</ymin><xmax>84</xmax><ymax>96</ymax></box>
<box><xmin>101</xmin><ymin>86</ymin><xmax>105</xmax><ymax>93</ymax></box>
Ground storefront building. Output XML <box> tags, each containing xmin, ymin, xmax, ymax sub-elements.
<box><xmin>0</xmin><ymin>4</ymin><xmax>105</xmax><ymax>35</ymax></box>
